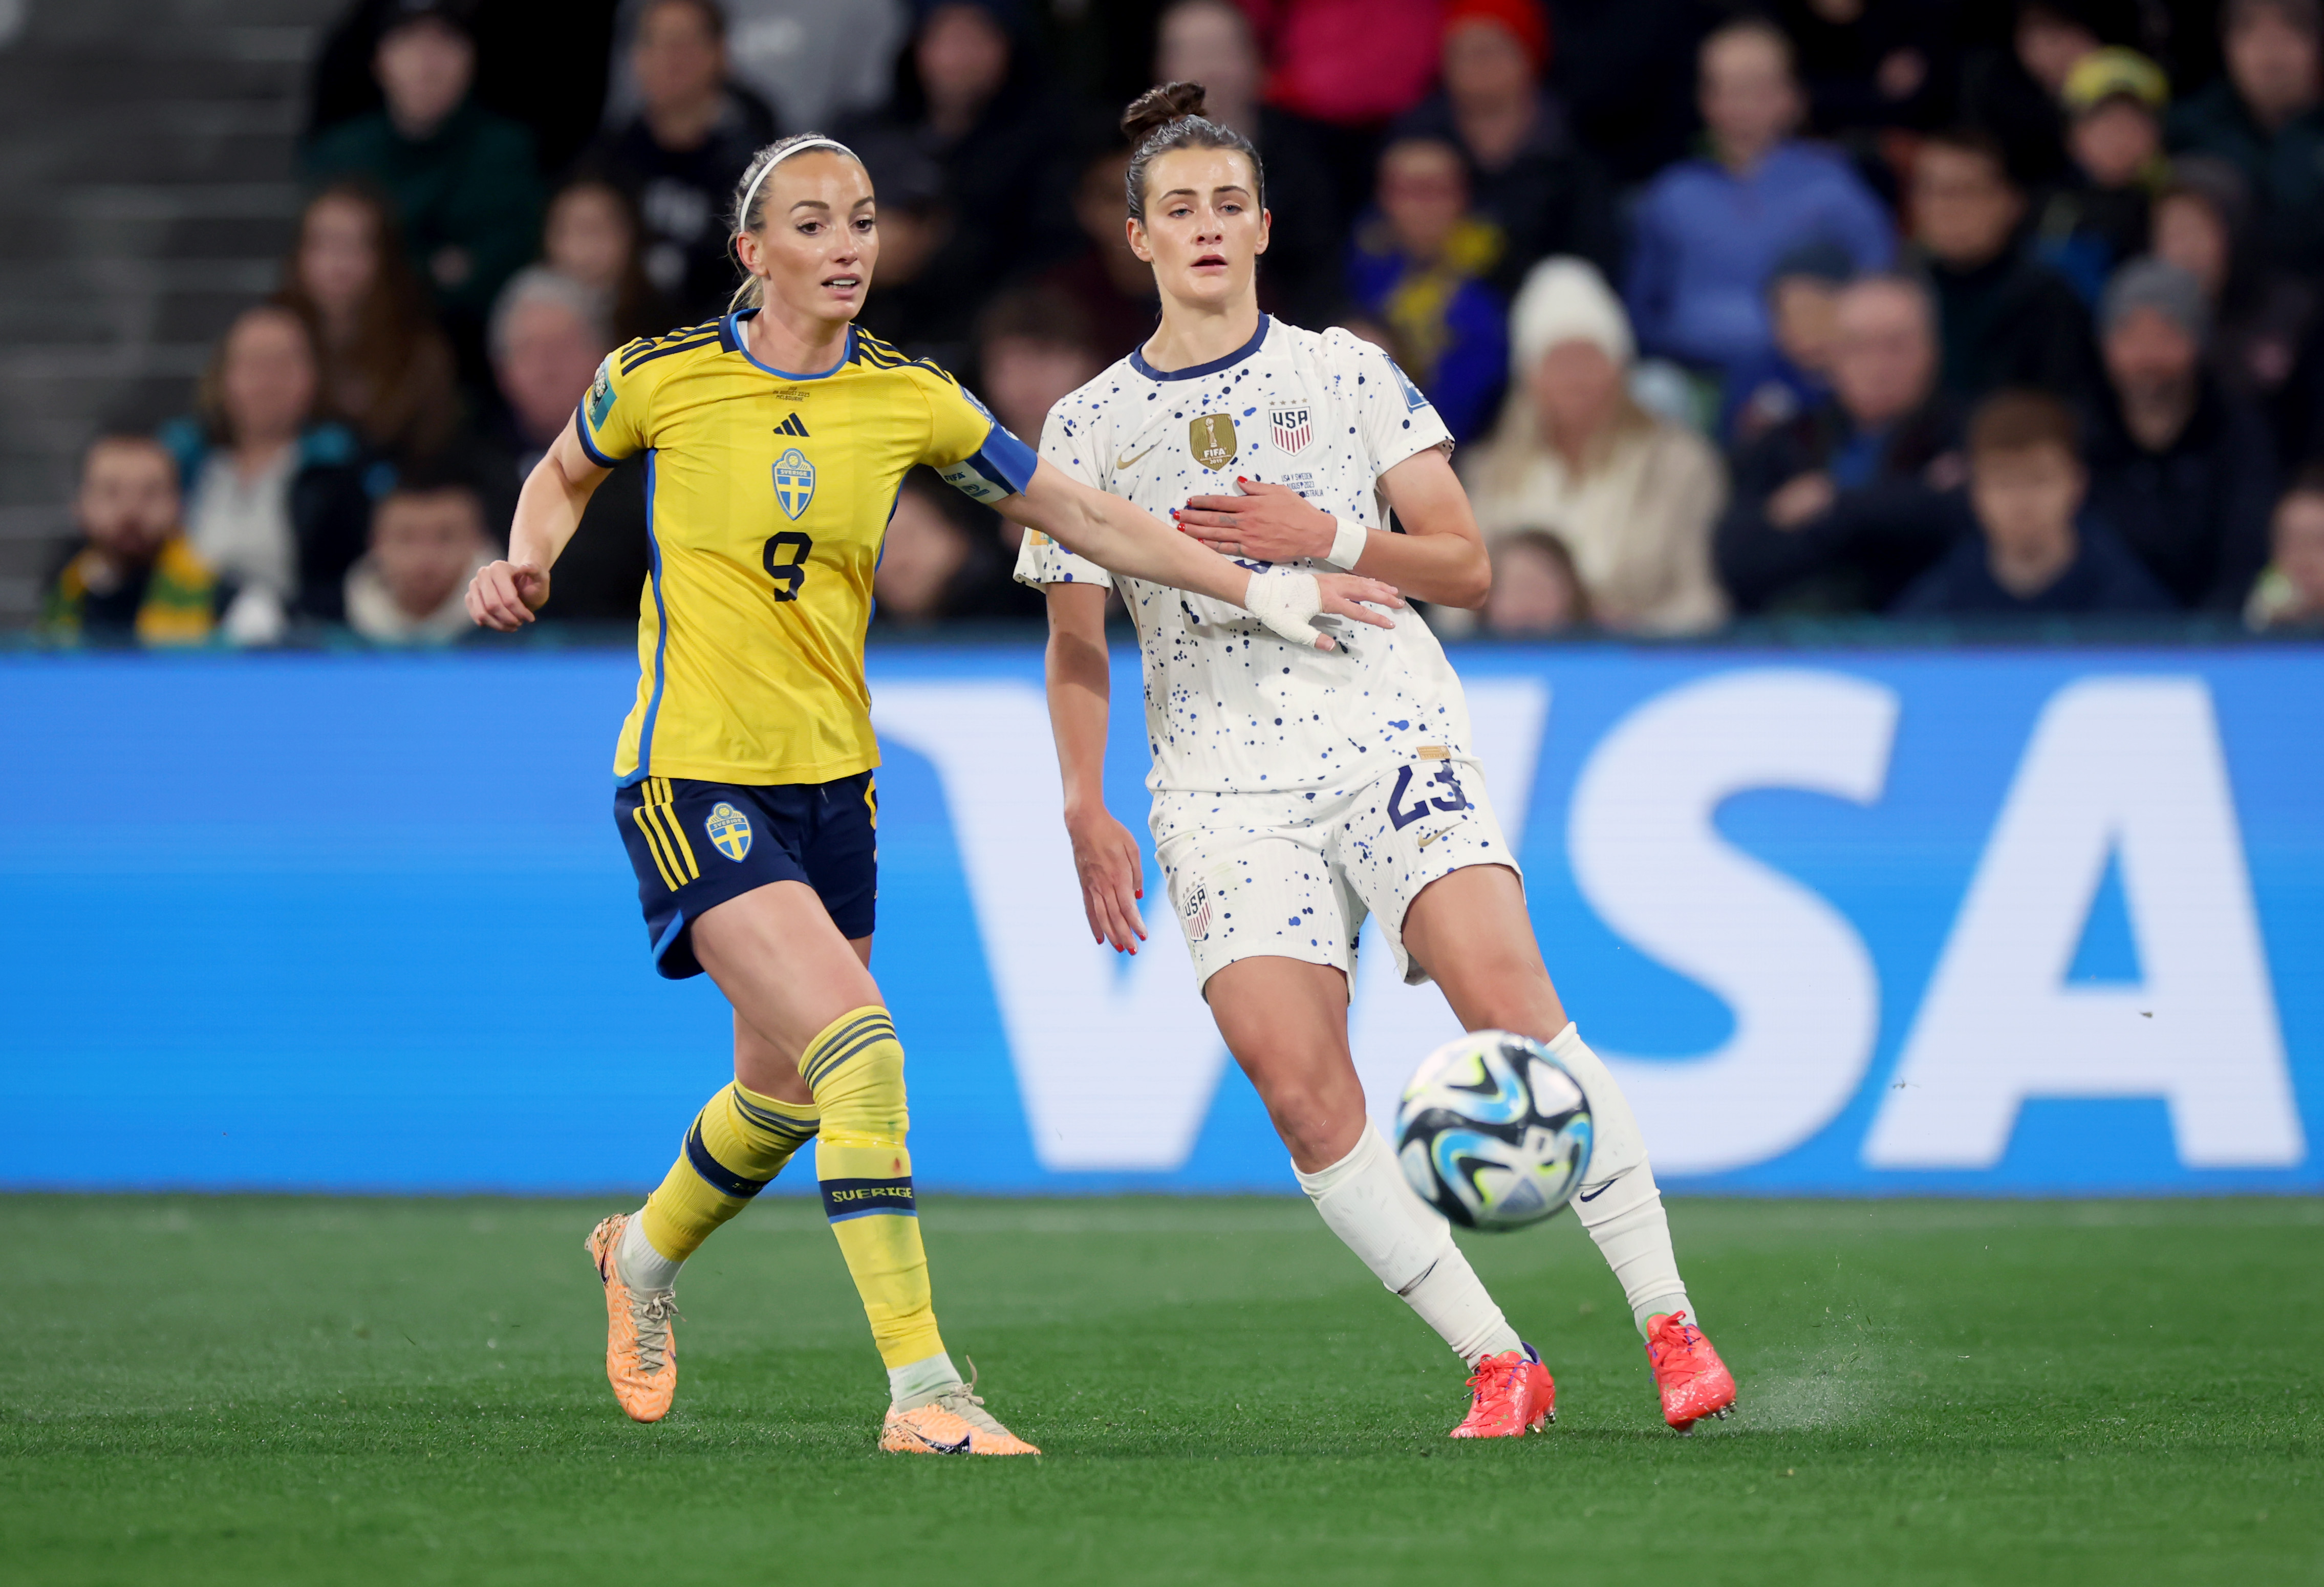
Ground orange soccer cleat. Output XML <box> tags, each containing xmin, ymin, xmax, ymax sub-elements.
<box><xmin>879</xmin><ymin>1379</ymin><xmax>1040</xmax><ymax>1455</ymax></box>
<box><xmin>1645</xmin><ymin>1310</ymin><xmax>1736</xmax><ymax>1432</ymax></box>
<box><xmin>585</xmin><ymin>1213</ymin><xmax>678</xmax><ymax>1423</ymax></box>
<box><xmin>1449</xmin><ymin>1344</ymin><xmax>1556</xmax><ymax>1439</ymax></box>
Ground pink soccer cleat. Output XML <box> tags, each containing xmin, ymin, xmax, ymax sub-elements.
<box><xmin>1449</xmin><ymin>1344</ymin><xmax>1556</xmax><ymax>1439</ymax></box>
<box><xmin>1645</xmin><ymin>1310</ymin><xmax>1736</xmax><ymax>1432</ymax></box>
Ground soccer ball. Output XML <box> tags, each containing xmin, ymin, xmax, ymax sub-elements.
<box><xmin>1394</xmin><ymin>1030</ymin><xmax>1594</xmax><ymax>1231</ymax></box>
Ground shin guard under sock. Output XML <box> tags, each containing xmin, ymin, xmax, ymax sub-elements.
<box><xmin>633</xmin><ymin>1081</ymin><xmax>820</xmax><ymax>1281</ymax></box>
<box><xmin>803</xmin><ymin>1006</ymin><xmax>948</xmax><ymax>1370</ymax></box>
<box><xmin>1548</xmin><ymin>1023</ymin><xmax>1692</xmax><ymax>1337</ymax></box>
<box><xmin>1296</xmin><ymin>1125</ymin><xmax>1523</xmax><ymax>1363</ymax></box>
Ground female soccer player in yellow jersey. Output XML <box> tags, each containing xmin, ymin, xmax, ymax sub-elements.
<box><xmin>466</xmin><ymin>131</ymin><xmax>1401</xmax><ymax>1455</ymax></box>
<box><xmin>1015</xmin><ymin>84</ymin><xmax>1737</xmax><ymax>1439</ymax></box>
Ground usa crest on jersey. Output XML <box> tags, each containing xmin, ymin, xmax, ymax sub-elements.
<box><xmin>1269</xmin><ymin>405</ymin><xmax>1312</xmax><ymax>455</ymax></box>
<box><xmin>704</xmin><ymin>800</ymin><xmax>754</xmax><ymax>861</ymax></box>
<box><xmin>771</xmin><ymin>447</ymin><xmax>816</xmax><ymax>519</ymax></box>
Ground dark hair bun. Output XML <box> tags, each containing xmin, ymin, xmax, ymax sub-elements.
<box><xmin>1122</xmin><ymin>81</ymin><xmax>1208</xmax><ymax>146</ymax></box>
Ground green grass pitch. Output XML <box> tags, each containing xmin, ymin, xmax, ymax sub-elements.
<box><xmin>2</xmin><ymin>1194</ymin><xmax>2317</xmax><ymax>1585</ymax></box>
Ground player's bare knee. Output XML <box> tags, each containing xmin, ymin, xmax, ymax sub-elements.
<box><xmin>1259</xmin><ymin>1080</ymin><xmax>1364</xmax><ymax>1170</ymax></box>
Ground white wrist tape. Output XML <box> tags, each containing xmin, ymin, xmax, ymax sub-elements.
<box><xmin>1243</xmin><ymin>571</ymin><xmax>1325</xmax><ymax>647</ymax></box>
<box><xmin>1324</xmin><ymin>516</ymin><xmax>1368</xmax><ymax>570</ymax></box>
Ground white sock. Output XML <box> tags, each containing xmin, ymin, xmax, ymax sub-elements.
<box><xmin>615</xmin><ymin>1208</ymin><xmax>682</xmax><ymax>1292</ymax></box>
<box><xmin>1548</xmin><ymin>1023</ymin><xmax>1693</xmax><ymax>1338</ymax></box>
<box><xmin>887</xmin><ymin>1351</ymin><xmax>964</xmax><ymax>1410</ymax></box>
<box><xmin>1296</xmin><ymin>1125</ymin><xmax>1524</xmax><ymax>1364</ymax></box>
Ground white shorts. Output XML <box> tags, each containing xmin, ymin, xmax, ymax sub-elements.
<box><xmin>1151</xmin><ymin>755</ymin><xmax>1519</xmax><ymax>992</ymax></box>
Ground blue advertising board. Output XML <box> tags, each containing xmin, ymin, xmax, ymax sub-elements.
<box><xmin>1</xmin><ymin>644</ymin><xmax>2317</xmax><ymax>1196</ymax></box>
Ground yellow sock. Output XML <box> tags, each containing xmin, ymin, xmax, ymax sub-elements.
<box><xmin>803</xmin><ymin>1006</ymin><xmax>945</xmax><ymax>1369</ymax></box>
<box><xmin>638</xmin><ymin>1081</ymin><xmax>820</xmax><ymax>1263</ymax></box>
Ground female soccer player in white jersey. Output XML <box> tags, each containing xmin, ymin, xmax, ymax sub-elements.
<box><xmin>1016</xmin><ymin>84</ymin><xmax>1737</xmax><ymax>1439</ymax></box>
<box><xmin>467</xmin><ymin>130</ymin><xmax>1399</xmax><ymax>1454</ymax></box>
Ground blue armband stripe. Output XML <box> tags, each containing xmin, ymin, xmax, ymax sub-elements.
<box><xmin>966</xmin><ymin>421</ymin><xmax>1040</xmax><ymax>495</ymax></box>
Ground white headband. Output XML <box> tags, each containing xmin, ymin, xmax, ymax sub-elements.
<box><xmin>736</xmin><ymin>137</ymin><xmax>858</xmax><ymax>235</ymax></box>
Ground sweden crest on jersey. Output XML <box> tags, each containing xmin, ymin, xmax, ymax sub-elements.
<box><xmin>704</xmin><ymin>800</ymin><xmax>754</xmax><ymax>861</ymax></box>
<box><xmin>772</xmin><ymin>447</ymin><xmax>816</xmax><ymax>519</ymax></box>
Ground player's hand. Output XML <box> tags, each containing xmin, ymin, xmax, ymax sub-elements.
<box><xmin>1065</xmin><ymin>803</ymin><xmax>1147</xmax><ymax>954</ymax></box>
<box><xmin>1174</xmin><ymin>476</ymin><xmax>1335</xmax><ymax>563</ymax></box>
<box><xmin>467</xmin><ymin>560</ymin><xmax>550</xmax><ymax>630</ymax></box>
<box><xmin>1317</xmin><ymin>572</ymin><xmax>1403</xmax><ymax>625</ymax></box>
<box><xmin>1244</xmin><ymin>571</ymin><xmax>1402</xmax><ymax>652</ymax></box>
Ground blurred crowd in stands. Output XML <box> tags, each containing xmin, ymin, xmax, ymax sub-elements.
<box><xmin>37</xmin><ymin>0</ymin><xmax>2324</xmax><ymax>647</ymax></box>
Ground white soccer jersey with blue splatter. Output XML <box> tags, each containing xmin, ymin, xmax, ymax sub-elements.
<box><xmin>1013</xmin><ymin>316</ymin><xmax>1472</xmax><ymax>795</ymax></box>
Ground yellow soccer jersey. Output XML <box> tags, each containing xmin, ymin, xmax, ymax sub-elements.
<box><xmin>576</xmin><ymin>313</ymin><xmax>1039</xmax><ymax>786</ymax></box>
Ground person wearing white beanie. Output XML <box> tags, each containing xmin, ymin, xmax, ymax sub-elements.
<box><xmin>1462</xmin><ymin>258</ymin><xmax>1729</xmax><ymax>634</ymax></box>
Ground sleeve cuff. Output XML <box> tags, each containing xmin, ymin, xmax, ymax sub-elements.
<box><xmin>573</xmin><ymin>403</ymin><xmax>619</xmax><ymax>467</ymax></box>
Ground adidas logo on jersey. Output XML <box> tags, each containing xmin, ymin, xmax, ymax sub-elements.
<box><xmin>774</xmin><ymin>412</ymin><xmax>810</xmax><ymax>437</ymax></box>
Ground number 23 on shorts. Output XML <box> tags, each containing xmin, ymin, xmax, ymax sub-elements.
<box><xmin>1386</xmin><ymin>762</ymin><xmax>1470</xmax><ymax>831</ymax></box>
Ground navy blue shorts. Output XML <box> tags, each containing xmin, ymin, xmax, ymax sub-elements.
<box><xmin>614</xmin><ymin>772</ymin><xmax>877</xmax><ymax>979</ymax></box>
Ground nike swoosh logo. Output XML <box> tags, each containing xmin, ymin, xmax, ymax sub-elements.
<box><xmin>1114</xmin><ymin>441</ymin><xmax>1160</xmax><ymax>469</ymax></box>
<box><xmin>1415</xmin><ymin>826</ymin><xmax>1454</xmax><ymax>849</ymax></box>
<box><xmin>1576</xmin><ymin>1180</ymin><xmax>1614</xmax><ymax>1203</ymax></box>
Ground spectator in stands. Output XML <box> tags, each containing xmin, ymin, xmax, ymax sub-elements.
<box><xmin>40</xmin><ymin>436</ymin><xmax>214</xmax><ymax>648</ymax></box>
<box><xmin>488</xmin><ymin>270</ymin><xmax>609</xmax><ymax>477</ymax></box>
<box><xmin>1481</xmin><ymin>528</ymin><xmax>1588</xmax><ymax>636</ymax></box>
<box><xmin>872</xmin><ymin>473</ymin><xmax>1023</xmax><ymax>626</ymax></box>
<box><xmin>1717</xmin><ymin>273</ymin><xmax>1967</xmax><ymax>615</ymax></box>
<box><xmin>483</xmin><ymin>270</ymin><xmax>649</xmax><ymax>624</ymax></box>
<box><xmin>543</xmin><ymin>175</ymin><xmax>679</xmax><ymax>346</ymax></box>
<box><xmin>1246</xmin><ymin>0</ymin><xmax>1443</xmax><ymax>128</ymax></box>
<box><xmin>1153</xmin><ymin>0</ymin><xmax>1340</xmax><ymax>321</ymax></box>
<box><xmin>1957</xmin><ymin>0</ymin><xmax>2124</xmax><ymax>191</ymax></box>
<box><xmin>2167</xmin><ymin>0</ymin><xmax>2324</xmax><ymax>273</ymax></box>
<box><xmin>703</xmin><ymin>0</ymin><xmax>905</xmax><ymax>132</ymax></box>
<box><xmin>971</xmin><ymin>288</ymin><xmax>1102</xmax><ymax>559</ymax></box>
<box><xmin>2036</xmin><ymin>48</ymin><xmax>2170</xmax><ymax>305</ymax></box>
<box><xmin>2153</xmin><ymin>158</ymin><xmax>2316</xmax><ymax>424</ymax></box>
<box><xmin>1722</xmin><ymin>239</ymin><xmax>1852</xmax><ymax>445</ymax></box>
<box><xmin>1031</xmin><ymin>147</ymin><xmax>1160</xmax><ymax>360</ymax></box>
<box><xmin>1533</xmin><ymin>0</ymin><xmax>1715</xmax><ymax>183</ymax></box>
<box><xmin>303</xmin><ymin>1</ymin><xmax>543</xmax><ymax>334</ymax></box>
<box><xmin>1465</xmin><ymin>258</ymin><xmax>1727</xmax><ymax>635</ymax></box>
<box><xmin>1909</xmin><ymin>127</ymin><xmax>2103</xmax><ymax>407</ymax></box>
<box><xmin>974</xmin><ymin>290</ymin><xmax>1103</xmax><ymax>482</ymax></box>
<box><xmin>850</xmin><ymin>129</ymin><xmax>966</xmax><ymax>359</ymax></box>
<box><xmin>343</xmin><ymin>477</ymin><xmax>493</xmax><ymax>643</ymax></box>
<box><xmin>1623</xmin><ymin>17</ymin><xmax>1893</xmax><ymax>385</ymax></box>
<box><xmin>283</xmin><ymin>178</ymin><xmax>508</xmax><ymax>555</ymax></box>
<box><xmin>590</xmin><ymin>0</ymin><xmax>777</xmax><ymax>324</ymax></box>
<box><xmin>2244</xmin><ymin>468</ymin><xmax>2324</xmax><ymax>627</ymax></box>
<box><xmin>1894</xmin><ymin>387</ymin><xmax>2172</xmax><ymax>616</ymax></box>
<box><xmin>1345</xmin><ymin>137</ymin><xmax>1509</xmax><ymax>445</ymax></box>
<box><xmin>1389</xmin><ymin>0</ymin><xmax>1620</xmax><ymax>288</ymax></box>
<box><xmin>2084</xmin><ymin>257</ymin><xmax>2278</xmax><ymax>610</ymax></box>
<box><xmin>1777</xmin><ymin>0</ymin><xmax>1954</xmax><ymax>136</ymax></box>
<box><xmin>836</xmin><ymin>2</ymin><xmax>1075</xmax><ymax>321</ymax></box>
<box><xmin>160</xmin><ymin>304</ymin><xmax>374</xmax><ymax>641</ymax></box>
<box><xmin>307</xmin><ymin>0</ymin><xmax>615</xmax><ymax>177</ymax></box>
<box><xmin>277</xmin><ymin>182</ymin><xmax>459</xmax><ymax>466</ymax></box>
